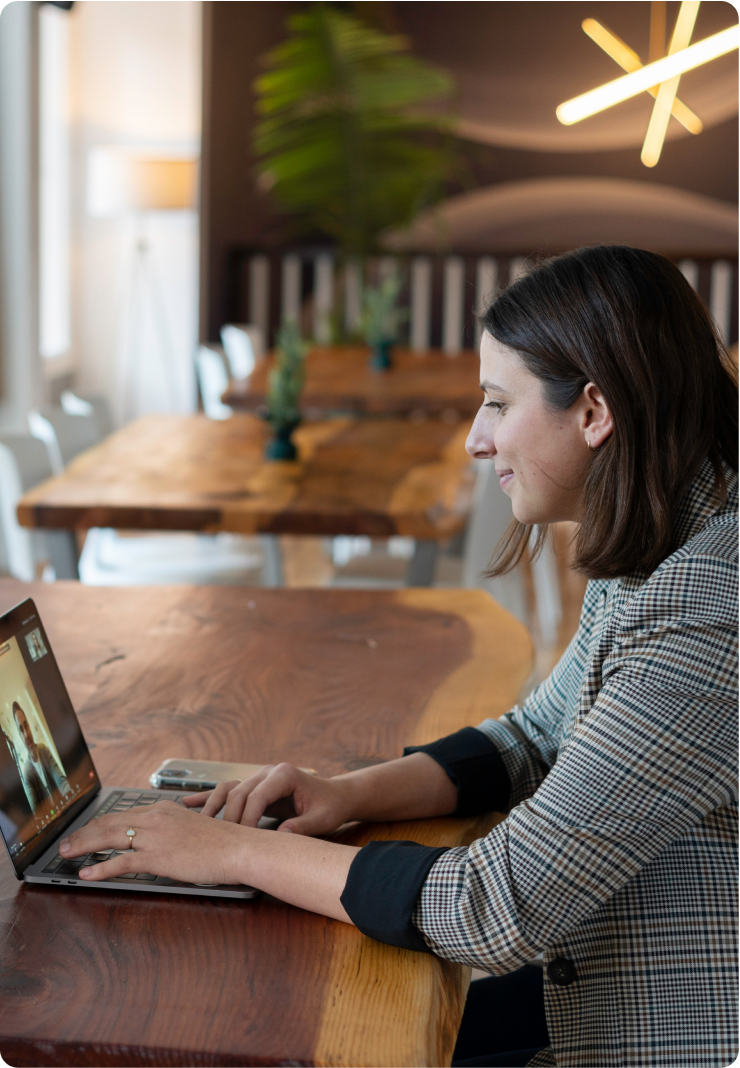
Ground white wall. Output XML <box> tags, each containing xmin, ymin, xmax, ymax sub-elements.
<box><xmin>69</xmin><ymin>0</ymin><xmax>201</xmax><ymax>424</ymax></box>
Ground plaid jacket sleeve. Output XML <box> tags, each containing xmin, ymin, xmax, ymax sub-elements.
<box><xmin>475</xmin><ymin>579</ymin><xmax>610</xmax><ymax>808</ymax></box>
<box><xmin>412</xmin><ymin>535</ymin><xmax>738</xmax><ymax>975</ymax></box>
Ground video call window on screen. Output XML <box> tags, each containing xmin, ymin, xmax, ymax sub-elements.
<box><xmin>25</xmin><ymin>628</ymin><xmax>48</xmax><ymax>662</ymax></box>
<box><xmin>0</xmin><ymin>616</ymin><xmax>97</xmax><ymax>861</ymax></box>
<box><xmin>0</xmin><ymin>635</ymin><xmax>70</xmax><ymax>819</ymax></box>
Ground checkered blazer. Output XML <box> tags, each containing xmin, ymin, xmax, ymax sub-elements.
<box><xmin>413</xmin><ymin>459</ymin><xmax>738</xmax><ymax>1067</ymax></box>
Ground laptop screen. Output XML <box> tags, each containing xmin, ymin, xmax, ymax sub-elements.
<box><xmin>0</xmin><ymin>598</ymin><xmax>99</xmax><ymax>873</ymax></box>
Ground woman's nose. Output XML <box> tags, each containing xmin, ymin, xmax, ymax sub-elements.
<box><xmin>465</xmin><ymin>412</ymin><xmax>496</xmax><ymax>459</ymax></box>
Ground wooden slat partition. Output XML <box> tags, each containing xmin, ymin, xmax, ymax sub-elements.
<box><xmin>227</xmin><ymin>249</ymin><xmax>739</xmax><ymax>353</ymax></box>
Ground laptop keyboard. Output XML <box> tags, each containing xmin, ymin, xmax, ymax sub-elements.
<box><xmin>42</xmin><ymin>790</ymin><xmax>187</xmax><ymax>882</ymax></box>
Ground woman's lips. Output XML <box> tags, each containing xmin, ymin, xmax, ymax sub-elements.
<box><xmin>497</xmin><ymin>469</ymin><xmax>514</xmax><ymax>489</ymax></box>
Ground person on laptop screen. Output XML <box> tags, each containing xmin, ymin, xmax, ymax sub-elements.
<box><xmin>12</xmin><ymin>701</ymin><xmax>70</xmax><ymax>809</ymax></box>
<box><xmin>0</xmin><ymin>624</ymin><xmax>89</xmax><ymax>860</ymax></box>
<box><xmin>60</xmin><ymin>247</ymin><xmax>738</xmax><ymax>1068</ymax></box>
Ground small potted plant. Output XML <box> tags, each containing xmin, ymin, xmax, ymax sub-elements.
<box><xmin>264</xmin><ymin>320</ymin><xmax>308</xmax><ymax>460</ymax></box>
<box><xmin>360</xmin><ymin>274</ymin><xmax>407</xmax><ymax>371</ymax></box>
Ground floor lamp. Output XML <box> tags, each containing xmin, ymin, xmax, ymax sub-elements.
<box><xmin>87</xmin><ymin>148</ymin><xmax>198</xmax><ymax>421</ymax></box>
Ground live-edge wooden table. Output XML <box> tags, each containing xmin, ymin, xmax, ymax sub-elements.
<box><xmin>0</xmin><ymin>580</ymin><xmax>532</xmax><ymax>1068</ymax></box>
<box><xmin>222</xmin><ymin>345</ymin><xmax>483</xmax><ymax>420</ymax></box>
<box><xmin>17</xmin><ymin>414</ymin><xmax>475</xmax><ymax>587</ymax></box>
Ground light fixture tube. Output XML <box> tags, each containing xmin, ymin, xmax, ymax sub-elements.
<box><xmin>581</xmin><ymin>18</ymin><xmax>703</xmax><ymax>133</ymax></box>
<box><xmin>557</xmin><ymin>24</ymin><xmax>738</xmax><ymax>125</ymax></box>
<box><xmin>582</xmin><ymin>19</ymin><xmax>642</xmax><ymax>71</ymax></box>
<box><xmin>641</xmin><ymin>1</ymin><xmax>701</xmax><ymax>167</ymax></box>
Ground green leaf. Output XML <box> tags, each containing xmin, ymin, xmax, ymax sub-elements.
<box><xmin>267</xmin><ymin>320</ymin><xmax>309</xmax><ymax>427</ymax></box>
<box><xmin>253</xmin><ymin>3</ymin><xmax>455</xmax><ymax>256</ymax></box>
<box><xmin>359</xmin><ymin>273</ymin><xmax>407</xmax><ymax>345</ymax></box>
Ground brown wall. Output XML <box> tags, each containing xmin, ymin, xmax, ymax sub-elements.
<box><xmin>455</xmin><ymin>120</ymin><xmax>738</xmax><ymax>207</ymax></box>
<box><xmin>200</xmin><ymin>1</ymin><xmax>297</xmax><ymax>341</ymax></box>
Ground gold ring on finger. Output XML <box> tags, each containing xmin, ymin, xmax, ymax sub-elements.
<box><xmin>126</xmin><ymin>827</ymin><xmax>136</xmax><ymax>850</ymax></box>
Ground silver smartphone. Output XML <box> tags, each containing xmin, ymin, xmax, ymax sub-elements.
<box><xmin>150</xmin><ymin>757</ymin><xmax>317</xmax><ymax>791</ymax></box>
<box><xmin>149</xmin><ymin>758</ymin><xmax>317</xmax><ymax>825</ymax></box>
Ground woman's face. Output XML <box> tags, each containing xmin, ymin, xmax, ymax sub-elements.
<box><xmin>465</xmin><ymin>333</ymin><xmax>612</xmax><ymax>526</ymax></box>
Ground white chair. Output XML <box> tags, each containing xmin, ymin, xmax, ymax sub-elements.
<box><xmin>0</xmin><ymin>438</ymin><xmax>46</xmax><ymax>580</ymax></box>
<box><xmin>79</xmin><ymin>529</ymin><xmax>264</xmax><ymax>587</ymax></box>
<box><xmin>220</xmin><ymin>324</ymin><xmax>266</xmax><ymax>380</ymax></box>
<box><xmin>28</xmin><ymin>408</ymin><xmax>101</xmax><ymax>472</ymax></box>
<box><xmin>195</xmin><ymin>345</ymin><xmax>233</xmax><ymax>419</ymax></box>
<box><xmin>27</xmin><ymin>411</ymin><xmax>63</xmax><ymax>475</ymax></box>
<box><xmin>0</xmin><ymin>435</ymin><xmax>58</xmax><ymax>580</ymax></box>
<box><xmin>463</xmin><ymin>461</ymin><xmax>562</xmax><ymax>643</ymax></box>
<box><xmin>61</xmin><ymin>390</ymin><xmax>114</xmax><ymax>438</ymax></box>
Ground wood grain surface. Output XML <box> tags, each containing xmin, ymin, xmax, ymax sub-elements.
<box><xmin>222</xmin><ymin>345</ymin><xmax>483</xmax><ymax>418</ymax></box>
<box><xmin>17</xmin><ymin>415</ymin><xmax>475</xmax><ymax>539</ymax></box>
<box><xmin>0</xmin><ymin>581</ymin><xmax>532</xmax><ymax>1067</ymax></box>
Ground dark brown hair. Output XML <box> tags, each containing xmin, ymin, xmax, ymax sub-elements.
<box><xmin>482</xmin><ymin>246</ymin><xmax>738</xmax><ymax>580</ymax></box>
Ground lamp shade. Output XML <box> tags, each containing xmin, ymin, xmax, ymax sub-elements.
<box><xmin>87</xmin><ymin>148</ymin><xmax>198</xmax><ymax>216</ymax></box>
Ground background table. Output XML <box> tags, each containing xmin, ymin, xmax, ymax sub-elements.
<box><xmin>222</xmin><ymin>345</ymin><xmax>483</xmax><ymax>418</ymax></box>
<box><xmin>17</xmin><ymin>414</ymin><xmax>476</xmax><ymax>585</ymax></box>
<box><xmin>0</xmin><ymin>581</ymin><xmax>532</xmax><ymax>1067</ymax></box>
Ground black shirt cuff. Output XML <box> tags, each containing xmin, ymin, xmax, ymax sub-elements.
<box><xmin>340</xmin><ymin>840</ymin><xmax>449</xmax><ymax>952</ymax></box>
<box><xmin>404</xmin><ymin>726</ymin><xmax>511</xmax><ymax>816</ymax></box>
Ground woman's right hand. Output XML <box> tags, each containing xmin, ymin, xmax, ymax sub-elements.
<box><xmin>182</xmin><ymin>763</ymin><xmax>353</xmax><ymax>837</ymax></box>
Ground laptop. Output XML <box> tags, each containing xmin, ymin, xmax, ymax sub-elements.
<box><xmin>0</xmin><ymin>597</ymin><xmax>258</xmax><ymax>899</ymax></box>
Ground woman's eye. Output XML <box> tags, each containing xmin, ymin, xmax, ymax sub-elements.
<box><xmin>484</xmin><ymin>400</ymin><xmax>505</xmax><ymax>414</ymax></box>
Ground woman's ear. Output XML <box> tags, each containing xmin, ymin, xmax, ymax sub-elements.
<box><xmin>580</xmin><ymin>382</ymin><xmax>613</xmax><ymax>449</ymax></box>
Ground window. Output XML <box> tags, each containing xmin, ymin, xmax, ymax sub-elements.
<box><xmin>39</xmin><ymin>3</ymin><xmax>71</xmax><ymax>359</ymax></box>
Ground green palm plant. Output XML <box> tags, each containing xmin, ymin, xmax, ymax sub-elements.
<box><xmin>265</xmin><ymin>320</ymin><xmax>309</xmax><ymax>460</ymax></box>
<box><xmin>360</xmin><ymin>273</ymin><xmax>406</xmax><ymax>347</ymax></box>
<box><xmin>253</xmin><ymin>3</ymin><xmax>455</xmax><ymax>258</ymax></box>
<box><xmin>359</xmin><ymin>271</ymin><xmax>408</xmax><ymax>368</ymax></box>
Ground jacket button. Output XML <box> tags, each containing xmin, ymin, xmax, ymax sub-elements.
<box><xmin>547</xmin><ymin>957</ymin><xmax>577</xmax><ymax>986</ymax></box>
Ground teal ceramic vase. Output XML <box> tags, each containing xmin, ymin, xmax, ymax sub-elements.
<box><xmin>265</xmin><ymin>420</ymin><xmax>300</xmax><ymax>461</ymax></box>
<box><xmin>369</xmin><ymin>340</ymin><xmax>393</xmax><ymax>371</ymax></box>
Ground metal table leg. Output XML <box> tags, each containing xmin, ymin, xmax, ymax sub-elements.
<box><xmin>260</xmin><ymin>535</ymin><xmax>284</xmax><ymax>587</ymax></box>
<box><xmin>47</xmin><ymin>531</ymin><xmax>80</xmax><ymax>580</ymax></box>
<box><xmin>405</xmin><ymin>539</ymin><xmax>439</xmax><ymax>587</ymax></box>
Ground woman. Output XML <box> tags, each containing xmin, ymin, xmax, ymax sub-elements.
<box><xmin>60</xmin><ymin>247</ymin><xmax>738</xmax><ymax>1068</ymax></box>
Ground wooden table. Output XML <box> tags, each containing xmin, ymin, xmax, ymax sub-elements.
<box><xmin>0</xmin><ymin>581</ymin><xmax>532</xmax><ymax>1067</ymax></box>
<box><xmin>222</xmin><ymin>345</ymin><xmax>483</xmax><ymax>418</ymax></box>
<box><xmin>17</xmin><ymin>414</ymin><xmax>476</xmax><ymax>585</ymax></box>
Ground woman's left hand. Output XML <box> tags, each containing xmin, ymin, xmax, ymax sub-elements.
<box><xmin>58</xmin><ymin>800</ymin><xmax>255</xmax><ymax>886</ymax></box>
